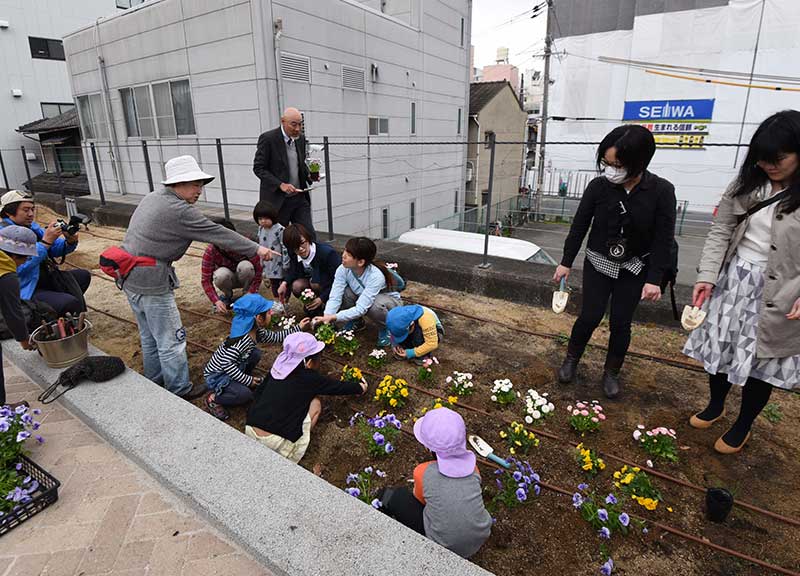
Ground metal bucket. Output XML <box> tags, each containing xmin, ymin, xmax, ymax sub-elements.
<box><xmin>30</xmin><ymin>320</ymin><xmax>92</xmax><ymax>369</ymax></box>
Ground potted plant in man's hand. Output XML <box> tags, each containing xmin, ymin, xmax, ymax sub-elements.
<box><xmin>308</xmin><ymin>158</ymin><xmax>321</xmax><ymax>182</ymax></box>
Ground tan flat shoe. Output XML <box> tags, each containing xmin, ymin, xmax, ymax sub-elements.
<box><xmin>714</xmin><ymin>432</ymin><xmax>751</xmax><ymax>454</ymax></box>
<box><xmin>689</xmin><ymin>409</ymin><xmax>725</xmax><ymax>429</ymax></box>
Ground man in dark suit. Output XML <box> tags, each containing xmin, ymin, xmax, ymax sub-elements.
<box><xmin>253</xmin><ymin>107</ymin><xmax>315</xmax><ymax>235</ymax></box>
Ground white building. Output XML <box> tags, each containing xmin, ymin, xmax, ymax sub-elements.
<box><xmin>522</xmin><ymin>68</ymin><xmax>543</xmax><ymax>115</ymax></box>
<box><xmin>547</xmin><ymin>0</ymin><xmax>800</xmax><ymax>210</ymax></box>
<box><xmin>63</xmin><ymin>0</ymin><xmax>472</xmax><ymax>238</ymax></box>
<box><xmin>0</xmin><ymin>0</ymin><xmax>120</xmax><ymax>189</ymax></box>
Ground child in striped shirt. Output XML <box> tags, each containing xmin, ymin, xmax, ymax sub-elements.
<box><xmin>204</xmin><ymin>294</ymin><xmax>310</xmax><ymax>420</ymax></box>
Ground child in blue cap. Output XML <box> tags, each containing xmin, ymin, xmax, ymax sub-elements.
<box><xmin>204</xmin><ymin>293</ymin><xmax>310</xmax><ymax>420</ymax></box>
<box><xmin>386</xmin><ymin>304</ymin><xmax>444</xmax><ymax>361</ymax></box>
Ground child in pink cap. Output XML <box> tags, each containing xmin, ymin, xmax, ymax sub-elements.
<box><xmin>245</xmin><ymin>332</ymin><xmax>367</xmax><ymax>463</ymax></box>
<box><xmin>378</xmin><ymin>407</ymin><xmax>491</xmax><ymax>558</ymax></box>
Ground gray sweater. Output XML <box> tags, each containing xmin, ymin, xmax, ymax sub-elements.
<box><xmin>121</xmin><ymin>188</ymin><xmax>258</xmax><ymax>294</ymax></box>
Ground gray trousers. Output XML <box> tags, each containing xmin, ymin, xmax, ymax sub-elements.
<box><xmin>213</xmin><ymin>261</ymin><xmax>255</xmax><ymax>299</ymax></box>
<box><xmin>341</xmin><ymin>287</ymin><xmax>401</xmax><ymax>327</ymax></box>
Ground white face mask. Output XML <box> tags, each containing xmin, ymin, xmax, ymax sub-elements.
<box><xmin>604</xmin><ymin>165</ymin><xmax>628</xmax><ymax>184</ymax></box>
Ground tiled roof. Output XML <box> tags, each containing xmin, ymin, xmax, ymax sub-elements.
<box><xmin>17</xmin><ymin>108</ymin><xmax>79</xmax><ymax>134</ymax></box>
<box><xmin>470</xmin><ymin>81</ymin><xmax>522</xmax><ymax>114</ymax></box>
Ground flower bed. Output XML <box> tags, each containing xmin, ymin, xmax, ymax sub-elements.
<box><xmin>0</xmin><ymin>405</ymin><xmax>58</xmax><ymax>535</ymax></box>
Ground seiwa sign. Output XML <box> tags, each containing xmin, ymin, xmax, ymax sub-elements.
<box><xmin>622</xmin><ymin>99</ymin><xmax>715</xmax><ymax>121</ymax></box>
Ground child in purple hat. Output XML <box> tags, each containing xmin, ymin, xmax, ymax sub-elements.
<box><xmin>245</xmin><ymin>332</ymin><xmax>367</xmax><ymax>462</ymax></box>
<box><xmin>378</xmin><ymin>407</ymin><xmax>491</xmax><ymax>558</ymax></box>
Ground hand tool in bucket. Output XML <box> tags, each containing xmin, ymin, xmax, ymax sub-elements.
<box><xmin>681</xmin><ymin>305</ymin><xmax>706</xmax><ymax>331</ymax></box>
<box><xmin>552</xmin><ymin>277</ymin><xmax>569</xmax><ymax>314</ymax></box>
<box><xmin>468</xmin><ymin>434</ymin><xmax>511</xmax><ymax>469</ymax></box>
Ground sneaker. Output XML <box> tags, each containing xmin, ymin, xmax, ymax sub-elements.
<box><xmin>180</xmin><ymin>381</ymin><xmax>208</xmax><ymax>401</ymax></box>
<box><xmin>343</xmin><ymin>318</ymin><xmax>367</xmax><ymax>333</ymax></box>
<box><xmin>205</xmin><ymin>393</ymin><xmax>229</xmax><ymax>421</ymax></box>
<box><xmin>376</xmin><ymin>327</ymin><xmax>391</xmax><ymax>348</ymax></box>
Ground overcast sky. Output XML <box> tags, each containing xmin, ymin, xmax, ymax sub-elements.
<box><xmin>471</xmin><ymin>0</ymin><xmax>548</xmax><ymax>73</ymax></box>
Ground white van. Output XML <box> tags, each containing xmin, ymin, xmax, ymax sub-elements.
<box><xmin>397</xmin><ymin>228</ymin><xmax>558</xmax><ymax>265</ymax></box>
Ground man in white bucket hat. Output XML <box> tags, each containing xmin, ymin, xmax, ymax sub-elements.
<box><xmin>121</xmin><ymin>155</ymin><xmax>279</xmax><ymax>399</ymax></box>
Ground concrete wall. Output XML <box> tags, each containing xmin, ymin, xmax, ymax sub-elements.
<box><xmin>468</xmin><ymin>85</ymin><xmax>526</xmax><ymax>207</ymax></box>
<box><xmin>62</xmin><ymin>0</ymin><xmax>471</xmax><ymax>238</ymax></box>
<box><xmin>551</xmin><ymin>0</ymin><xmax>729</xmax><ymax>38</ymax></box>
<box><xmin>480</xmin><ymin>64</ymin><xmax>519</xmax><ymax>92</ymax></box>
<box><xmin>0</xmin><ymin>0</ymin><xmax>119</xmax><ymax>189</ymax></box>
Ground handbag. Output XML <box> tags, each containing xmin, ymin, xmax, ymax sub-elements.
<box><xmin>99</xmin><ymin>246</ymin><xmax>157</xmax><ymax>289</ymax></box>
<box><xmin>736</xmin><ymin>188</ymin><xmax>791</xmax><ymax>224</ymax></box>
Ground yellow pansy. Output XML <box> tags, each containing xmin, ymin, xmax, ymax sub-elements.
<box><xmin>400</xmin><ymin>388</ymin><xmax>409</xmax><ymax>397</ymax></box>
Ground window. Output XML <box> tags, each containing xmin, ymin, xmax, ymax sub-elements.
<box><xmin>120</xmin><ymin>88</ymin><xmax>139</xmax><ymax>137</ymax></box>
<box><xmin>410</xmin><ymin>201</ymin><xmax>415</xmax><ymax>229</ymax></box>
<box><xmin>281</xmin><ymin>52</ymin><xmax>311</xmax><ymax>83</ymax></box>
<box><xmin>41</xmin><ymin>102</ymin><xmax>74</xmax><ymax>119</ymax></box>
<box><xmin>484</xmin><ymin>130</ymin><xmax>495</xmax><ymax>148</ymax></box>
<box><xmin>29</xmin><ymin>37</ymin><xmax>65</xmax><ymax>61</ymax></box>
<box><xmin>411</xmin><ymin>102</ymin><xmax>416</xmax><ymax>135</ymax></box>
<box><xmin>120</xmin><ymin>80</ymin><xmax>195</xmax><ymax>138</ymax></box>
<box><xmin>460</xmin><ymin>18</ymin><xmax>465</xmax><ymax>47</ymax></box>
<box><xmin>76</xmin><ymin>94</ymin><xmax>107</xmax><ymax>140</ymax></box>
<box><xmin>457</xmin><ymin>108</ymin><xmax>462</xmax><ymax>135</ymax></box>
<box><xmin>382</xmin><ymin>208</ymin><xmax>389</xmax><ymax>239</ymax></box>
<box><xmin>454</xmin><ymin>189</ymin><xmax>460</xmax><ymax>213</ymax></box>
<box><xmin>342</xmin><ymin>66</ymin><xmax>365</xmax><ymax>91</ymax></box>
<box><xmin>369</xmin><ymin>117</ymin><xmax>389</xmax><ymax>136</ymax></box>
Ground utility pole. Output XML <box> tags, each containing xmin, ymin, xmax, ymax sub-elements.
<box><xmin>534</xmin><ymin>0</ymin><xmax>553</xmax><ymax>221</ymax></box>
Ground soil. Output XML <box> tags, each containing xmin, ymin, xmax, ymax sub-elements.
<box><xmin>44</xmin><ymin>207</ymin><xmax>800</xmax><ymax>576</ymax></box>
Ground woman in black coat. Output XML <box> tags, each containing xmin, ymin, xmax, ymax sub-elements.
<box><xmin>553</xmin><ymin>125</ymin><xmax>677</xmax><ymax>398</ymax></box>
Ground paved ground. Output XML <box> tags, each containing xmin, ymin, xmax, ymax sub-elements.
<box><xmin>0</xmin><ymin>358</ymin><xmax>272</xmax><ymax>576</ymax></box>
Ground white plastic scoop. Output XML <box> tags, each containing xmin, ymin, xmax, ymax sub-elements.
<box><xmin>552</xmin><ymin>277</ymin><xmax>569</xmax><ymax>314</ymax></box>
<box><xmin>681</xmin><ymin>305</ymin><xmax>707</xmax><ymax>331</ymax></box>
<box><xmin>468</xmin><ymin>434</ymin><xmax>511</xmax><ymax>469</ymax></box>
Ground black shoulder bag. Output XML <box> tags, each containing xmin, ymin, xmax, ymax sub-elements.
<box><xmin>736</xmin><ymin>188</ymin><xmax>791</xmax><ymax>225</ymax></box>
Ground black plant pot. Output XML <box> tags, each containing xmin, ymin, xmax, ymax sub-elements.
<box><xmin>706</xmin><ymin>488</ymin><xmax>734</xmax><ymax>522</ymax></box>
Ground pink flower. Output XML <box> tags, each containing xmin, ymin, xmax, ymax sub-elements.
<box><xmin>594</xmin><ymin>405</ymin><xmax>603</xmax><ymax>412</ymax></box>
<box><xmin>633</xmin><ymin>430</ymin><xmax>642</xmax><ymax>441</ymax></box>
<box><xmin>591</xmin><ymin>417</ymin><xmax>599</xmax><ymax>423</ymax></box>
<box><xmin>598</xmin><ymin>413</ymin><xmax>606</xmax><ymax>421</ymax></box>
<box><xmin>646</xmin><ymin>431</ymin><xmax>653</xmax><ymax>436</ymax></box>
<box><xmin>576</xmin><ymin>402</ymin><xmax>586</xmax><ymax>409</ymax></box>
<box><xmin>572</xmin><ymin>409</ymin><xmax>580</xmax><ymax>416</ymax></box>
<box><xmin>580</xmin><ymin>410</ymin><xmax>589</xmax><ymax>417</ymax></box>
<box><xmin>646</xmin><ymin>459</ymin><xmax>653</xmax><ymax>468</ymax></box>
<box><xmin>669</xmin><ymin>428</ymin><xmax>676</xmax><ymax>436</ymax></box>
<box><xmin>637</xmin><ymin>424</ymin><xmax>645</xmax><ymax>429</ymax></box>
<box><xmin>567</xmin><ymin>405</ymin><xmax>573</xmax><ymax>412</ymax></box>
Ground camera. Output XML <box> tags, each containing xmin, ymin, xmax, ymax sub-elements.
<box><xmin>57</xmin><ymin>213</ymin><xmax>91</xmax><ymax>236</ymax></box>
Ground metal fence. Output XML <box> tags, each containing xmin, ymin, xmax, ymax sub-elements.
<box><xmin>0</xmin><ymin>134</ymin><xmax>740</xmax><ymax>267</ymax></box>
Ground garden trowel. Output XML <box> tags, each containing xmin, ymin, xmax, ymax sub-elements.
<box><xmin>552</xmin><ymin>277</ymin><xmax>569</xmax><ymax>314</ymax></box>
<box><xmin>681</xmin><ymin>305</ymin><xmax>707</xmax><ymax>331</ymax></box>
<box><xmin>469</xmin><ymin>434</ymin><xmax>511</xmax><ymax>469</ymax></box>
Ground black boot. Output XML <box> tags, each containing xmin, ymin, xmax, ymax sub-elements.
<box><xmin>557</xmin><ymin>345</ymin><xmax>584</xmax><ymax>384</ymax></box>
<box><xmin>602</xmin><ymin>356</ymin><xmax>625</xmax><ymax>399</ymax></box>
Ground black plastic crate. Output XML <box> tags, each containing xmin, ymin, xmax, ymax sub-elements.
<box><xmin>0</xmin><ymin>455</ymin><xmax>60</xmax><ymax>537</ymax></box>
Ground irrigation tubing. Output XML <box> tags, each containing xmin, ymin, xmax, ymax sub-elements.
<box><xmin>406</xmin><ymin>297</ymin><xmax>706</xmax><ymax>374</ymax></box>
<box><xmin>396</xmin><ymin>430</ymin><xmax>799</xmax><ymax>576</ymax></box>
<box><xmin>77</xmin><ymin>227</ymin><xmax>705</xmax><ymax>375</ymax></box>
<box><xmin>71</xmin><ymin>260</ymin><xmax>800</xmax><ymax>529</ymax></box>
<box><xmin>80</xmin><ymin>299</ymin><xmax>800</xmax><ymax>573</ymax></box>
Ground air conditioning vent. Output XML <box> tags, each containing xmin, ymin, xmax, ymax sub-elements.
<box><xmin>281</xmin><ymin>52</ymin><xmax>311</xmax><ymax>83</ymax></box>
<box><xmin>342</xmin><ymin>66</ymin><xmax>365</xmax><ymax>91</ymax></box>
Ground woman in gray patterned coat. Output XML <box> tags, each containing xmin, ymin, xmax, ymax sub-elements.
<box><xmin>684</xmin><ymin>110</ymin><xmax>800</xmax><ymax>454</ymax></box>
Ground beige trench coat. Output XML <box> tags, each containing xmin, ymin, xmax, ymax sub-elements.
<box><xmin>696</xmin><ymin>184</ymin><xmax>800</xmax><ymax>358</ymax></box>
